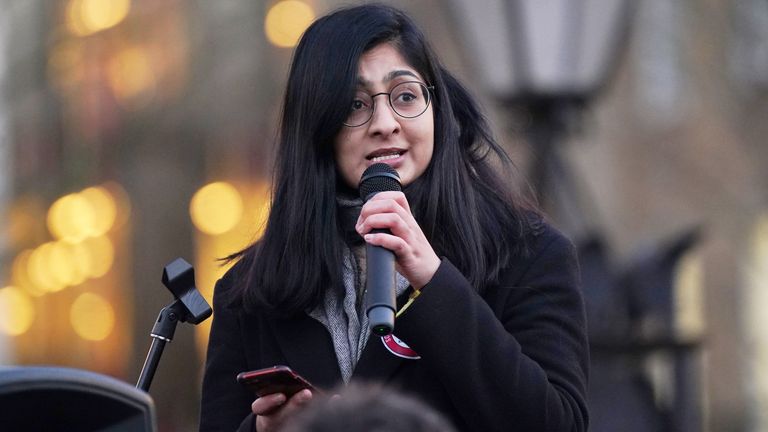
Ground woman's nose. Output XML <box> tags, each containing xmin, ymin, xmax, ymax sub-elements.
<box><xmin>368</xmin><ymin>96</ymin><xmax>401</xmax><ymax>136</ymax></box>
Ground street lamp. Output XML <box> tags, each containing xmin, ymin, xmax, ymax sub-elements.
<box><xmin>445</xmin><ymin>0</ymin><xmax>632</xmax><ymax>103</ymax></box>
<box><xmin>445</xmin><ymin>0</ymin><xmax>633</xmax><ymax>220</ymax></box>
<box><xmin>443</xmin><ymin>3</ymin><xmax>704</xmax><ymax>432</ymax></box>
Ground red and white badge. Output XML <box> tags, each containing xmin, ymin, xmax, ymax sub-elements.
<box><xmin>381</xmin><ymin>334</ymin><xmax>420</xmax><ymax>360</ymax></box>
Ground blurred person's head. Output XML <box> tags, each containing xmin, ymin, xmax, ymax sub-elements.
<box><xmin>280</xmin><ymin>383</ymin><xmax>457</xmax><ymax>432</ymax></box>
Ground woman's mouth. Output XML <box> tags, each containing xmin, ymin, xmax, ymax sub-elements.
<box><xmin>371</xmin><ymin>153</ymin><xmax>401</xmax><ymax>162</ymax></box>
<box><xmin>366</xmin><ymin>149</ymin><xmax>406</xmax><ymax>163</ymax></box>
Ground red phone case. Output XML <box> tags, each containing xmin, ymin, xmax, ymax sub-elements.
<box><xmin>236</xmin><ymin>365</ymin><xmax>315</xmax><ymax>398</ymax></box>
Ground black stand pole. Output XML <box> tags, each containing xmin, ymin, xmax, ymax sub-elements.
<box><xmin>137</xmin><ymin>300</ymin><xmax>186</xmax><ymax>392</ymax></box>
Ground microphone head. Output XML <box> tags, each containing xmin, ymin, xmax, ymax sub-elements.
<box><xmin>359</xmin><ymin>163</ymin><xmax>402</xmax><ymax>201</ymax></box>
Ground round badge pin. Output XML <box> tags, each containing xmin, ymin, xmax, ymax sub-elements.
<box><xmin>382</xmin><ymin>334</ymin><xmax>421</xmax><ymax>360</ymax></box>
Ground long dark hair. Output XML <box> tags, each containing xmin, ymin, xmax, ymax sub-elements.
<box><xmin>232</xmin><ymin>4</ymin><xmax>536</xmax><ymax>316</ymax></box>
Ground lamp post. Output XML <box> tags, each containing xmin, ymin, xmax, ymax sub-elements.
<box><xmin>444</xmin><ymin>2</ymin><xmax>705</xmax><ymax>432</ymax></box>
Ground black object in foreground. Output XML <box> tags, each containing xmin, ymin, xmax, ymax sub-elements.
<box><xmin>0</xmin><ymin>366</ymin><xmax>157</xmax><ymax>431</ymax></box>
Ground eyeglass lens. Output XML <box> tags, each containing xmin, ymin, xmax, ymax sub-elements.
<box><xmin>345</xmin><ymin>81</ymin><xmax>430</xmax><ymax>127</ymax></box>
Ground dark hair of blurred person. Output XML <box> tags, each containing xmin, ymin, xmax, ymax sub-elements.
<box><xmin>280</xmin><ymin>383</ymin><xmax>457</xmax><ymax>432</ymax></box>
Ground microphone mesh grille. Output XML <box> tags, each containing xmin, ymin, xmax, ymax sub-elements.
<box><xmin>359</xmin><ymin>163</ymin><xmax>402</xmax><ymax>201</ymax></box>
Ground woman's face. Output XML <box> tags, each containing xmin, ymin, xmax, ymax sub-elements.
<box><xmin>334</xmin><ymin>43</ymin><xmax>434</xmax><ymax>189</ymax></box>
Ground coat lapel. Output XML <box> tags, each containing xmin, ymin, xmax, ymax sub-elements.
<box><xmin>267</xmin><ymin>314</ymin><xmax>342</xmax><ymax>390</ymax></box>
<box><xmin>350</xmin><ymin>333</ymin><xmax>405</xmax><ymax>381</ymax></box>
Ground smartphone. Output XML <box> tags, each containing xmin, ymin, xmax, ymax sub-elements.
<box><xmin>236</xmin><ymin>365</ymin><xmax>316</xmax><ymax>398</ymax></box>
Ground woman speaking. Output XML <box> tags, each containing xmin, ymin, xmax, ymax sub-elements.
<box><xmin>200</xmin><ymin>4</ymin><xmax>589</xmax><ymax>431</ymax></box>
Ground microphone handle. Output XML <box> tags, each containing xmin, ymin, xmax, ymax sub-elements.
<box><xmin>365</xmin><ymin>230</ymin><xmax>396</xmax><ymax>336</ymax></box>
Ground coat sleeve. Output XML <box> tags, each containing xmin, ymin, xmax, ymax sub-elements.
<box><xmin>396</xmin><ymin>226</ymin><xmax>589</xmax><ymax>432</ymax></box>
<box><xmin>199</xmin><ymin>272</ymin><xmax>257</xmax><ymax>432</ymax></box>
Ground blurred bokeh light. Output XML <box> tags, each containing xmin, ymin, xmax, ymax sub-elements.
<box><xmin>82</xmin><ymin>236</ymin><xmax>115</xmax><ymax>279</ymax></box>
<box><xmin>265</xmin><ymin>0</ymin><xmax>315</xmax><ymax>48</ymax></box>
<box><xmin>66</xmin><ymin>0</ymin><xmax>131</xmax><ymax>37</ymax></box>
<box><xmin>107</xmin><ymin>45</ymin><xmax>157</xmax><ymax>109</ymax></box>
<box><xmin>190</xmin><ymin>182</ymin><xmax>245</xmax><ymax>236</ymax></box>
<box><xmin>70</xmin><ymin>292</ymin><xmax>116</xmax><ymax>341</ymax></box>
<box><xmin>48</xmin><ymin>194</ymin><xmax>97</xmax><ymax>242</ymax></box>
<box><xmin>0</xmin><ymin>287</ymin><xmax>35</xmax><ymax>336</ymax></box>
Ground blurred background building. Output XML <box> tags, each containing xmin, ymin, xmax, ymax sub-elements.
<box><xmin>0</xmin><ymin>0</ymin><xmax>767</xmax><ymax>431</ymax></box>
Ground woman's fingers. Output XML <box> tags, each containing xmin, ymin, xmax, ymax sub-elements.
<box><xmin>362</xmin><ymin>230</ymin><xmax>408</xmax><ymax>254</ymax></box>
<box><xmin>253</xmin><ymin>390</ymin><xmax>314</xmax><ymax>432</ymax></box>
<box><xmin>365</xmin><ymin>191</ymin><xmax>411</xmax><ymax>212</ymax></box>
<box><xmin>279</xmin><ymin>389</ymin><xmax>314</xmax><ymax>418</ymax></box>
<box><xmin>252</xmin><ymin>393</ymin><xmax>287</xmax><ymax>416</ymax></box>
<box><xmin>356</xmin><ymin>193</ymin><xmax>416</xmax><ymax>236</ymax></box>
<box><xmin>356</xmin><ymin>192</ymin><xmax>440</xmax><ymax>289</ymax></box>
<box><xmin>358</xmin><ymin>213</ymin><xmax>411</xmax><ymax>237</ymax></box>
<box><xmin>357</xmin><ymin>195</ymin><xmax>418</xmax><ymax>232</ymax></box>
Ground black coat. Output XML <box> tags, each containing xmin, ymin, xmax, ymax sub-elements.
<box><xmin>199</xmin><ymin>223</ymin><xmax>589</xmax><ymax>432</ymax></box>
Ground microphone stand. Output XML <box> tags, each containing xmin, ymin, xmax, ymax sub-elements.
<box><xmin>137</xmin><ymin>300</ymin><xmax>186</xmax><ymax>392</ymax></box>
<box><xmin>136</xmin><ymin>258</ymin><xmax>212</xmax><ymax>392</ymax></box>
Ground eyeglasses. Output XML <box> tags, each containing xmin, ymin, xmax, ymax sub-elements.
<box><xmin>343</xmin><ymin>81</ymin><xmax>434</xmax><ymax>127</ymax></box>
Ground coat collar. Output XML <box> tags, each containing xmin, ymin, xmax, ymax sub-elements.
<box><xmin>268</xmin><ymin>306</ymin><xmax>411</xmax><ymax>390</ymax></box>
<box><xmin>267</xmin><ymin>314</ymin><xmax>342</xmax><ymax>390</ymax></box>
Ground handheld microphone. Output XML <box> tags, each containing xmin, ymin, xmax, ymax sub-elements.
<box><xmin>359</xmin><ymin>163</ymin><xmax>402</xmax><ymax>336</ymax></box>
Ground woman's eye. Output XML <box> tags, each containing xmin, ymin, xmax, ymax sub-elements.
<box><xmin>351</xmin><ymin>99</ymin><xmax>366</xmax><ymax>111</ymax></box>
<box><xmin>395</xmin><ymin>92</ymin><xmax>417</xmax><ymax>103</ymax></box>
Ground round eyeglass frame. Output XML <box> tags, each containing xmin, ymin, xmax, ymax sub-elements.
<box><xmin>343</xmin><ymin>81</ymin><xmax>435</xmax><ymax>127</ymax></box>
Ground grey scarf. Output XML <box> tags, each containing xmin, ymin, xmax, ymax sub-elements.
<box><xmin>308</xmin><ymin>193</ymin><xmax>410</xmax><ymax>382</ymax></box>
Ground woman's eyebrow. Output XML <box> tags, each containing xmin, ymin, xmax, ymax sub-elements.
<box><xmin>355</xmin><ymin>69</ymin><xmax>421</xmax><ymax>87</ymax></box>
<box><xmin>384</xmin><ymin>69</ymin><xmax>420</xmax><ymax>82</ymax></box>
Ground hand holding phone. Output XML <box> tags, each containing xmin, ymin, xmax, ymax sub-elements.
<box><xmin>237</xmin><ymin>365</ymin><xmax>316</xmax><ymax>398</ymax></box>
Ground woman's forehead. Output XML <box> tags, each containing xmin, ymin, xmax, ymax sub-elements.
<box><xmin>354</xmin><ymin>44</ymin><xmax>423</xmax><ymax>87</ymax></box>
